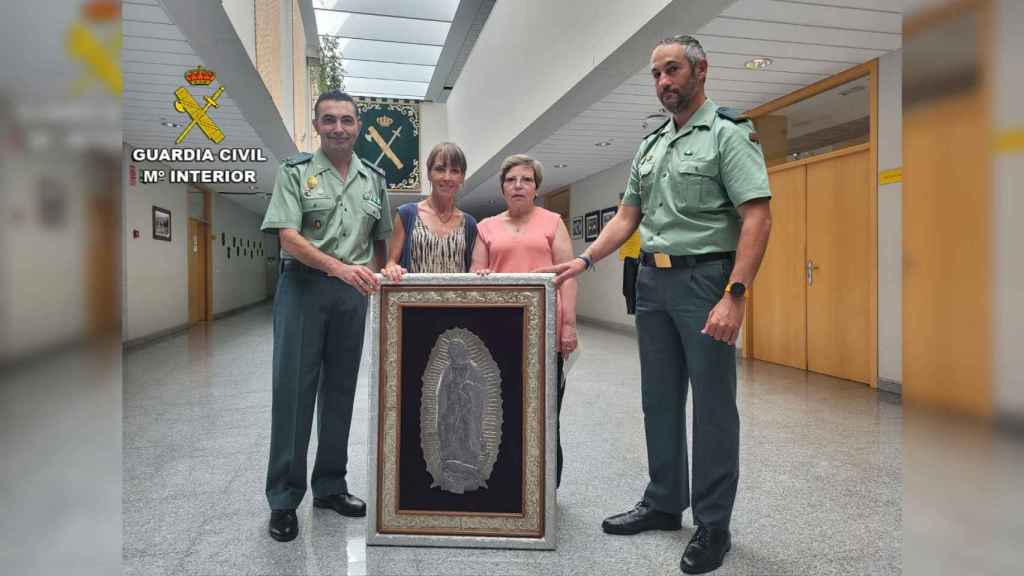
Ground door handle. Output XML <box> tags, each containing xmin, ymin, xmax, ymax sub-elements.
<box><xmin>806</xmin><ymin>260</ymin><xmax>820</xmax><ymax>286</ymax></box>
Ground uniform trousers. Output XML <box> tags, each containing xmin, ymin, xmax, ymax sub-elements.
<box><xmin>266</xmin><ymin>261</ymin><xmax>367</xmax><ymax>510</ymax></box>
<box><xmin>635</xmin><ymin>258</ymin><xmax>739</xmax><ymax>529</ymax></box>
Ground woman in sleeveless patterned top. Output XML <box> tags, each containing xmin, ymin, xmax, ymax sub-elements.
<box><xmin>382</xmin><ymin>142</ymin><xmax>478</xmax><ymax>280</ymax></box>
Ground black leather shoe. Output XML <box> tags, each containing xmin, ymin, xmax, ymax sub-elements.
<box><xmin>680</xmin><ymin>525</ymin><xmax>731</xmax><ymax>574</ymax></box>
<box><xmin>268</xmin><ymin>509</ymin><xmax>298</xmax><ymax>542</ymax></box>
<box><xmin>313</xmin><ymin>493</ymin><xmax>366</xmax><ymax>517</ymax></box>
<box><xmin>601</xmin><ymin>501</ymin><xmax>682</xmax><ymax>535</ymax></box>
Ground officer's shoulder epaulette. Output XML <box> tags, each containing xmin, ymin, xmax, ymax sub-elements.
<box><xmin>716</xmin><ymin>107</ymin><xmax>750</xmax><ymax>124</ymax></box>
<box><xmin>284</xmin><ymin>152</ymin><xmax>313</xmax><ymax>167</ymax></box>
<box><xmin>363</xmin><ymin>161</ymin><xmax>386</xmax><ymax>180</ymax></box>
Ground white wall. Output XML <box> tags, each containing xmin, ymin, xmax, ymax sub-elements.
<box><xmin>877</xmin><ymin>49</ymin><xmax>903</xmax><ymax>386</ymax></box>
<box><xmin>446</xmin><ymin>0</ymin><xmax>728</xmax><ymax>188</ymax></box>
<box><xmin>0</xmin><ymin>150</ymin><xmax>89</xmax><ymax>361</ymax></box>
<box><xmin>420</xmin><ymin>102</ymin><xmax>449</xmax><ymax>195</ymax></box>
<box><xmin>993</xmin><ymin>0</ymin><xmax>1024</xmax><ymax>419</ymax></box>
<box><xmin>222</xmin><ymin>0</ymin><xmax>256</xmax><ymax>66</ymax></box>
<box><xmin>212</xmin><ymin>195</ymin><xmax>270</xmax><ymax>315</ymax></box>
<box><xmin>122</xmin><ymin>145</ymin><xmax>189</xmax><ymax>342</ymax></box>
<box><xmin>569</xmin><ymin>161</ymin><xmax>635</xmax><ymax>332</ymax></box>
<box><xmin>447</xmin><ymin>0</ymin><xmax>666</xmax><ymax>175</ymax></box>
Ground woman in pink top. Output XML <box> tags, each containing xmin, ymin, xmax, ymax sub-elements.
<box><xmin>471</xmin><ymin>154</ymin><xmax>577</xmax><ymax>488</ymax></box>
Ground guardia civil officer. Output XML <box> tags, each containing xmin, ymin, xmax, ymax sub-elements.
<box><xmin>539</xmin><ymin>36</ymin><xmax>772</xmax><ymax>574</ymax></box>
<box><xmin>260</xmin><ymin>90</ymin><xmax>392</xmax><ymax>542</ymax></box>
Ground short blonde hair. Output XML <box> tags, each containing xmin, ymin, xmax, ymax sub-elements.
<box><xmin>499</xmin><ymin>154</ymin><xmax>543</xmax><ymax>191</ymax></box>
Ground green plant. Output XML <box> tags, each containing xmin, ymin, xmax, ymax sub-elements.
<box><xmin>317</xmin><ymin>35</ymin><xmax>345</xmax><ymax>93</ymax></box>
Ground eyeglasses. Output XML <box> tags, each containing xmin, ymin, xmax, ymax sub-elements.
<box><xmin>503</xmin><ymin>175</ymin><xmax>536</xmax><ymax>186</ymax></box>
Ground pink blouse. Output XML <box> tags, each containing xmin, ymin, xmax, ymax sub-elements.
<box><xmin>477</xmin><ymin>207</ymin><xmax>567</xmax><ymax>340</ymax></box>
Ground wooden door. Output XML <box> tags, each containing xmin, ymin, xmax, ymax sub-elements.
<box><xmin>544</xmin><ymin>188</ymin><xmax>571</xmax><ymax>231</ymax></box>
<box><xmin>903</xmin><ymin>93</ymin><xmax>990</xmax><ymax>416</ymax></box>
<box><xmin>188</xmin><ymin>219</ymin><xmax>208</xmax><ymax>324</ymax></box>
<box><xmin>805</xmin><ymin>150</ymin><xmax>874</xmax><ymax>384</ymax></box>
<box><xmin>752</xmin><ymin>164</ymin><xmax>807</xmax><ymax>369</ymax></box>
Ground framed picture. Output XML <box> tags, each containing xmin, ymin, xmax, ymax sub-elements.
<box><xmin>571</xmin><ymin>216</ymin><xmax>583</xmax><ymax>240</ymax></box>
<box><xmin>584</xmin><ymin>210</ymin><xmax>600</xmax><ymax>242</ymax></box>
<box><xmin>152</xmin><ymin>206</ymin><xmax>172</xmax><ymax>241</ymax></box>
<box><xmin>600</xmin><ymin>206</ymin><xmax>617</xmax><ymax>231</ymax></box>
<box><xmin>368</xmin><ymin>274</ymin><xmax>558</xmax><ymax>550</ymax></box>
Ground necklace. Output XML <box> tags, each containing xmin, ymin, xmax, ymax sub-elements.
<box><xmin>428</xmin><ymin>198</ymin><xmax>456</xmax><ymax>224</ymax></box>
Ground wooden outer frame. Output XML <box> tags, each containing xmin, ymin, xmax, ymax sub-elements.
<box><xmin>741</xmin><ymin>61</ymin><xmax>879</xmax><ymax>388</ymax></box>
<box><xmin>367</xmin><ymin>274</ymin><xmax>558</xmax><ymax>550</ymax></box>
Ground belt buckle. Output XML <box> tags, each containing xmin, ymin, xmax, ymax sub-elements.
<box><xmin>654</xmin><ymin>252</ymin><xmax>672</xmax><ymax>269</ymax></box>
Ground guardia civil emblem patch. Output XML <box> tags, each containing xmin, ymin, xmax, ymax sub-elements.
<box><xmin>354</xmin><ymin>97</ymin><xmax>420</xmax><ymax>193</ymax></box>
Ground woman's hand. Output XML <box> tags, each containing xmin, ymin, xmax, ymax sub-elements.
<box><xmin>559</xmin><ymin>323</ymin><xmax>578</xmax><ymax>354</ymax></box>
<box><xmin>474</xmin><ymin>268</ymin><xmax>493</xmax><ymax>276</ymax></box>
<box><xmin>381</xmin><ymin>262</ymin><xmax>406</xmax><ymax>282</ymax></box>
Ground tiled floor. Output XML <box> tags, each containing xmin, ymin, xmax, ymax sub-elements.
<box><xmin>123</xmin><ymin>303</ymin><xmax>901</xmax><ymax>575</ymax></box>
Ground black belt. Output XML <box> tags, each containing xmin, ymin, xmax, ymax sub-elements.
<box><xmin>639</xmin><ymin>251</ymin><xmax>734</xmax><ymax>269</ymax></box>
<box><xmin>280</xmin><ymin>259</ymin><xmax>326</xmax><ymax>275</ymax></box>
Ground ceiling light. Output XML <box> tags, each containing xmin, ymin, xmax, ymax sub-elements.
<box><xmin>554</xmin><ymin>163</ymin><xmax>568</xmax><ymax>168</ymax></box>
<box><xmin>744</xmin><ymin>57</ymin><xmax>773</xmax><ymax>70</ymax></box>
<box><xmin>161</xmin><ymin>120</ymin><xmax>182</xmax><ymax>128</ymax></box>
<box><xmin>595</xmin><ymin>140</ymin><xmax>612</xmax><ymax>147</ymax></box>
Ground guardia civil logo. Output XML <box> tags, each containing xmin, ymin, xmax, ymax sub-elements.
<box><xmin>354</xmin><ymin>98</ymin><xmax>421</xmax><ymax>193</ymax></box>
<box><xmin>173</xmin><ymin>66</ymin><xmax>225</xmax><ymax>144</ymax></box>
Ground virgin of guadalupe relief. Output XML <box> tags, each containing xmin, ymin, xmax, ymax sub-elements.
<box><xmin>420</xmin><ymin>328</ymin><xmax>503</xmax><ymax>494</ymax></box>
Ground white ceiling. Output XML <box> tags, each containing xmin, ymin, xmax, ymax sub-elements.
<box><xmin>314</xmin><ymin>0</ymin><xmax>494</xmax><ymax>102</ymax></box>
<box><xmin>123</xmin><ymin>0</ymin><xmax>902</xmax><ymax>218</ymax></box>
<box><xmin>122</xmin><ymin>0</ymin><xmax>283</xmax><ymax>214</ymax></box>
<box><xmin>461</xmin><ymin>0</ymin><xmax>902</xmax><ymax>216</ymax></box>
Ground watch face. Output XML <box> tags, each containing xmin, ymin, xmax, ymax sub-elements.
<box><xmin>729</xmin><ymin>282</ymin><xmax>746</xmax><ymax>297</ymax></box>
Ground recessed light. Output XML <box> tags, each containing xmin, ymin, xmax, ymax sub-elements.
<box><xmin>595</xmin><ymin>140</ymin><xmax>612</xmax><ymax>147</ymax></box>
<box><xmin>744</xmin><ymin>57</ymin><xmax>772</xmax><ymax>70</ymax></box>
<box><xmin>554</xmin><ymin>163</ymin><xmax>568</xmax><ymax>168</ymax></box>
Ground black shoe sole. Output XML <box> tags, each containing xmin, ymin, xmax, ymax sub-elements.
<box><xmin>269</xmin><ymin>528</ymin><xmax>298</xmax><ymax>542</ymax></box>
<box><xmin>680</xmin><ymin>543</ymin><xmax>731</xmax><ymax>574</ymax></box>
<box><xmin>602</xmin><ymin>521</ymin><xmax>682</xmax><ymax>535</ymax></box>
<box><xmin>313</xmin><ymin>498</ymin><xmax>367</xmax><ymax>518</ymax></box>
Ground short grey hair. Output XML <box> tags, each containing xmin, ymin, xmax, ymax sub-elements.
<box><xmin>499</xmin><ymin>154</ymin><xmax>544</xmax><ymax>190</ymax></box>
<box><xmin>657</xmin><ymin>35</ymin><xmax>707</xmax><ymax>71</ymax></box>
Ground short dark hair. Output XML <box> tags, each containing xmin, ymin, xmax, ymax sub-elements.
<box><xmin>313</xmin><ymin>90</ymin><xmax>357</xmax><ymax>120</ymax></box>
<box><xmin>426</xmin><ymin>142</ymin><xmax>467</xmax><ymax>175</ymax></box>
<box><xmin>656</xmin><ymin>35</ymin><xmax>707</xmax><ymax>71</ymax></box>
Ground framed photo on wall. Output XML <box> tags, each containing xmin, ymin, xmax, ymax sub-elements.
<box><xmin>600</xmin><ymin>206</ymin><xmax>617</xmax><ymax>231</ymax></box>
<box><xmin>368</xmin><ymin>275</ymin><xmax>558</xmax><ymax>550</ymax></box>
<box><xmin>584</xmin><ymin>210</ymin><xmax>600</xmax><ymax>242</ymax></box>
<box><xmin>152</xmin><ymin>206</ymin><xmax>172</xmax><ymax>242</ymax></box>
<box><xmin>571</xmin><ymin>216</ymin><xmax>583</xmax><ymax>240</ymax></box>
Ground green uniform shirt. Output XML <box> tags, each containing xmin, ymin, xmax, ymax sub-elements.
<box><xmin>621</xmin><ymin>99</ymin><xmax>771</xmax><ymax>255</ymax></box>
<box><xmin>261</xmin><ymin>149</ymin><xmax>392</xmax><ymax>266</ymax></box>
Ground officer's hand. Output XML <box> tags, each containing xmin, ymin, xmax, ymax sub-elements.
<box><xmin>333</xmin><ymin>262</ymin><xmax>380</xmax><ymax>295</ymax></box>
<box><xmin>533</xmin><ymin>258</ymin><xmax>586</xmax><ymax>288</ymax></box>
<box><xmin>701</xmin><ymin>297</ymin><xmax>745</xmax><ymax>346</ymax></box>
<box><xmin>382</xmin><ymin>262</ymin><xmax>406</xmax><ymax>282</ymax></box>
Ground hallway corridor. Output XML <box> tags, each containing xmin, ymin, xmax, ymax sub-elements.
<box><xmin>123</xmin><ymin>304</ymin><xmax>900</xmax><ymax>575</ymax></box>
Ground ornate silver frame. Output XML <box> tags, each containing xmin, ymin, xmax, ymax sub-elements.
<box><xmin>367</xmin><ymin>274</ymin><xmax>557</xmax><ymax>550</ymax></box>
